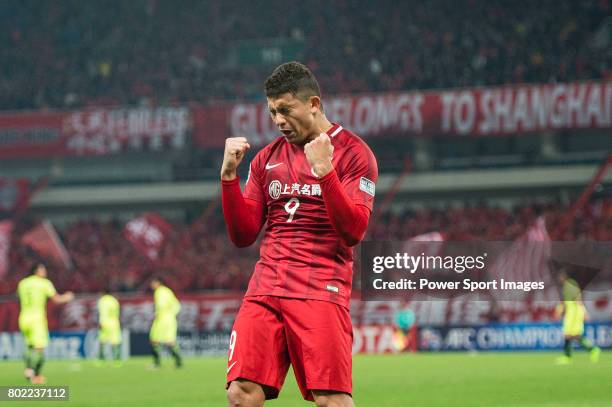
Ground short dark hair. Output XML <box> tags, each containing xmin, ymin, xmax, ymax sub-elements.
<box><xmin>29</xmin><ymin>262</ymin><xmax>45</xmax><ymax>275</ymax></box>
<box><xmin>264</xmin><ymin>61</ymin><xmax>321</xmax><ymax>101</ymax></box>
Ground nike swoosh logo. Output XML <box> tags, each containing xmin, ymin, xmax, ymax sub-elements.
<box><xmin>227</xmin><ymin>361</ymin><xmax>238</xmax><ymax>374</ymax></box>
<box><xmin>265</xmin><ymin>163</ymin><xmax>283</xmax><ymax>170</ymax></box>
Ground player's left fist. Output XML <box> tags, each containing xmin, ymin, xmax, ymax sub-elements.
<box><xmin>305</xmin><ymin>133</ymin><xmax>334</xmax><ymax>177</ymax></box>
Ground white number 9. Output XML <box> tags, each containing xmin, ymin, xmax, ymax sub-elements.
<box><xmin>228</xmin><ymin>330</ymin><xmax>237</xmax><ymax>361</ymax></box>
<box><xmin>284</xmin><ymin>198</ymin><xmax>300</xmax><ymax>223</ymax></box>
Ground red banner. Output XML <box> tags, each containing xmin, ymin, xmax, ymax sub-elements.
<box><xmin>124</xmin><ymin>213</ymin><xmax>172</xmax><ymax>261</ymax></box>
<box><xmin>193</xmin><ymin>81</ymin><xmax>612</xmax><ymax>147</ymax></box>
<box><xmin>0</xmin><ymin>107</ymin><xmax>190</xmax><ymax>158</ymax></box>
<box><xmin>22</xmin><ymin>221</ymin><xmax>73</xmax><ymax>269</ymax></box>
<box><xmin>1</xmin><ymin>287</ymin><xmax>611</xmax><ymax>333</ymax></box>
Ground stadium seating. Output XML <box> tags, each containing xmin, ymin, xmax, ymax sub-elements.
<box><xmin>1</xmin><ymin>0</ymin><xmax>608</xmax><ymax>110</ymax></box>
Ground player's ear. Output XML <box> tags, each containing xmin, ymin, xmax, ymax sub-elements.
<box><xmin>309</xmin><ymin>96</ymin><xmax>321</xmax><ymax>114</ymax></box>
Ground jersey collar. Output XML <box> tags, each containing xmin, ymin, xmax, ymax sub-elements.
<box><xmin>326</xmin><ymin>123</ymin><xmax>343</xmax><ymax>138</ymax></box>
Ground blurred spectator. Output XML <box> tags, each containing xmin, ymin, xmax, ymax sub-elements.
<box><xmin>1</xmin><ymin>199</ymin><xmax>610</xmax><ymax>295</ymax></box>
<box><xmin>0</xmin><ymin>0</ymin><xmax>608</xmax><ymax>110</ymax></box>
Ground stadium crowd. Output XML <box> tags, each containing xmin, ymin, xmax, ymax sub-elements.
<box><xmin>1</xmin><ymin>199</ymin><xmax>610</xmax><ymax>296</ymax></box>
<box><xmin>1</xmin><ymin>0</ymin><xmax>608</xmax><ymax>110</ymax></box>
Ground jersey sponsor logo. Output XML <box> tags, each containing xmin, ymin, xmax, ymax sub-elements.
<box><xmin>268</xmin><ymin>180</ymin><xmax>322</xmax><ymax>199</ymax></box>
<box><xmin>269</xmin><ymin>180</ymin><xmax>282</xmax><ymax>199</ymax></box>
<box><xmin>326</xmin><ymin>284</ymin><xmax>339</xmax><ymax>293</ymax></box>
<box><xmin>359</xmin><ymin>177</ymin><xmax>376</xmax><ymax>197</ymax></box>
<box><xmin>265</xmin><ymin>162</ymin><xmax>283</xmax><ymax>170</ymax></box>
<box><xmin>227</xmin><ymin>361</ymin><xmax>238</xmax><ymax>374</ymax></box>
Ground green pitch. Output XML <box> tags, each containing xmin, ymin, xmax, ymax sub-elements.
<box><xmin>0</xmin><ymin>352</ymin><xmax>610</xmax><ymax>406</ymax></box>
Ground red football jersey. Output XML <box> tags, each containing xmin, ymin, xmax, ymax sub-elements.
<box><xmin>243</xmin><ymin>123</ymin><xmax>378</xmax><ymax>308</ymax></box>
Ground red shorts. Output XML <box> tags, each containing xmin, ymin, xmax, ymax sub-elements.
<box><xmin>226</xmin><ymin>295</ymin><xmax>353</xmax><ymax>401</ymax></box>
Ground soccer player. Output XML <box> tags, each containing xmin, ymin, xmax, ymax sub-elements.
<box><xmin>17</xmin><ymin>262</ymin><xmax>74</xmax><ymax>384</ymax></box>
<box><xmin>555</xmin><ymin>272</ymin><xmax>601</xmax><ymax>364</ymax></box>
<box><xmin>149</xmin><ymin>277</ymin><xmax>182</xmax><ymax>368</ymax></box>
<box><xmin>96</xmin><ymin>288</ymin><xmax>122</xmax><ymax>366</ymax></box>
<box><xmin>221</xmin><ymin>62</ymin><xmax>377</xmax><ymax>406</ymax></box>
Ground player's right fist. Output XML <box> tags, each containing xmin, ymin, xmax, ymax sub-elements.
<box><xmin>221</xmin><ymin>137</ymin><xmax>250</xmax><ymax>181</ymax></box>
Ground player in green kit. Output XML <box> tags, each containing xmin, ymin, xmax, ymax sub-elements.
<box><xmin>555</xmin><ymin>272</ymin><xmax>601</xmax><ymax>364</ymax></box>
<box><xmin>17</xmin><ymin>262</ymin><xmax>74</xmax><ymax>384</ymax></box>
<box><xmin>149</xmin><ymin>278</ymin><xmax>182</xmax><ymax>368</ymax></box>
<box><xmin>97</xmin><ymin>288</ymin><xmax>122</xmax><ymax>367</ymax></box>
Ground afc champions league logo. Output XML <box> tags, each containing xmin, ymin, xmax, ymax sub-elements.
<box><xmin>269</xmin><ymin>180</ymin><xmax>282</xmax><ymax>199</ymax></box>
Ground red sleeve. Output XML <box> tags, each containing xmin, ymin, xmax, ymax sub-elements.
<box><xmin>319</xmin><ymin>170</ymin><xmax>371</xmax><ymax>247</ymax></box>
<box><xmin>221</xmin><ymin>178</ymin><xmax>265</xmax><ymax>248</ymax></box>
<box><xmin>339</xmin><ymin>141</ymin><xmax>378</xmax><ymax>210</ymax></box>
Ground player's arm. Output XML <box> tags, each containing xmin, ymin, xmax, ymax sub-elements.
<box><xmin>305</xmin><ymin>134</ymin><xmax>376</xmax><ymax>247</ymax></box>
<box><xmin>319</xmin><ymin>172</ymin><xmax>370</xmax><ymax>246</ymax></box>
<box><xmin>51</xmin><ymin>291</ymin><xmax>74</xmax><ymax>304</ymax></box>
<box><xmin>220</xmin><ymin>137</ymin><xmax>266</xmax><ymax>247</ymax></box>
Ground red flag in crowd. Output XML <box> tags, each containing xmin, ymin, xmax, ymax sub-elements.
<box><xmin>403</xmin><ymin>231</ymin><xmax>445</xmax><ymax>257</ymax></box>
<box><xmin>487</xmin><ymin>216</ymin><xmax>551</xmax><ymax>283</ymax></box>
<box><xmin>22</xmin><ymin>220</ymin><xmax>73</xmax><ymax>269</ymax></box>
<box><xmin>124</xmin><ymin>213</ymin><xmax>172</xmax><ymax>261</ymax></box>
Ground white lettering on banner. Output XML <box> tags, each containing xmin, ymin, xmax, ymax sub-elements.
<box><xmin>550</xmin><ymin>84</ymin><xmax>567</xmax><ymax>128</ymax></box>
<box><xmin>0</xmin><ymin>332</ymin><xmax>22</xmax><ymax>359</ymax></box>
<box><xmin>46</xmin><ymin>337</ymin><xmax>82</xmax><ymax>359</ymax></box>
<box><xmin>586</xmin><ymin>86</ymin><xmax>604</xmax><ymax>126</ymax></box>
<box><xmin>122</xmin><ymin>303</ymin><xmax>155</xmax><ymax>332</ymax></box>
<box><xmin>478</xmin><ymin>83</ymin><xmax>612</xmax><ymax>134</ymax></box>
<box><xmin>225</xmin><ymin>82</ymin><xmax>611</xmax><ymax>143</ymax></box>
<box><xmin>594</xmin><ymin>326</ymin><xmax>612</xmax><ymax>347</ymax></box>
<box><xmin>64</xmin><ymin>107</ymin><xmax>188</xmax><ymax>155</ymax></box>
<box><xmin>511</xmin><ymin>88</ymin><xmax>530</xmax><ymax>131</ymax></box>
<box><xmin>178</xmin><ymin>302</ymin><xmax>199</xmax><ymax>332</ymax></box>
<box><xmin>444</xmin><ymin>328</ymin><xmax>476</xmax><ymax>350</ymax></box>
<box><xmin>328</xmin><ymin>98</ymin><xmax>353</xmax><ymax>127</ymax></box>
<box><xmin>440</xmin><ymin>92</ymin><xmax>455</xmax><ymax>133</ymax></box>
<box><xmin>202</xmin><ymin>299</ymin><xmax>241</xmax><ymax>331</ymax></box>
<box><xmin>345</xmin><ymin>94</ymin><xmax>424</xmax><ymax>135</ymax></box>
<box><xmin>231</xmin><ymin>94</ymin><xmax>425</xmax><ymax>145</ymax></box>
<box><xmin>567</xmin><ymin>84</ymin><xmax>588</xmax><ymax>126</ymax></box>
<box><xmin>352</xmin><ymin>326</ymin><xmax>398</xmax><ymax>354</ymax></box>
<box><xmin>476</xmin><ymin>327</ymin><xmax>561</xmax><ymax>349</ymax></box>
<box><xmin>62</xmin><ymin>300</ymin><xmax>94</xmax><ymax>330</ymax></box>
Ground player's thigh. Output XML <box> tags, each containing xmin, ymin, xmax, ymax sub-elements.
<box><xmin>563</xmin><ymin>320</ymin><xmax>584</xmax><ymax>337</ymax></box>
<box><xmin>563</xmin><ymin>313</ymin><xmax>585</xmax><ymax>336</ymax></box>
<box><xmin>150</xmin><ymin>318</ymin><xmax>173</xmax><ymax>342</ymax></box>
<box><xmin>19</xmin><ymin>316</ymin><xmax>33</xmax><ymax>345</ymax></box>
<box><xmin>100</xmin><ymin>325</ymin><xmax>121</xmax><ymax>345</ymax></box>
<box><xmin>29</xmin><ymin>321</ymin><xmax>49</xmax><ymax>349</ymax></box>
<box><xmin>109</xmin><ymin>327</ymin><xmax>122</xmax><ymax>345</ymax></box>
<box><xmin>227</xmin><ymin>296</ymin><xmax>290</xmax><ymax>400</ymax></box>
<box><xmin>282</xmin><ymin>299</ymin><xmax>353</xmax><ymax>401</ymax></box>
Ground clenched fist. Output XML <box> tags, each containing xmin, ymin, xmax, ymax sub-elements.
<box><xmin>305</xmin><ymin>133</ymin><xmax>334</xmax><ymax>178</ymax></box>
<box><xmin>221</xmin><ymin>137</ymin><xmax>251</xmax><ymax>181</ymax></box>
